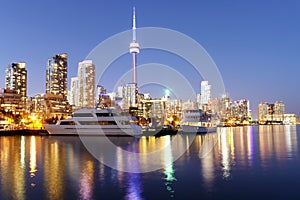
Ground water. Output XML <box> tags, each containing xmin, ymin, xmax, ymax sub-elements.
<box><xmin>0</xmin><ymin>125</ymin><xmax>299</xmax><ymax>200</ymax></box>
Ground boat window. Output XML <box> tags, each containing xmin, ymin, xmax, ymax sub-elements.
<box><xmin>60</xmin><ymin>121</ymin><xmax>76</xmax><ymax>125</ymax></box>
<box><xmin>78</xmin><ymin>121</ymin><xmax>99</xmax><ymax>125</ymax></box>
<box><xmin>96</xmin><ymin>113</ymin><xmax>116</xmax><ymax>117</ymax></box>
<box><xmin>74</xmin><ymin>113</ymin><xmax>94</xmax><ymax>117</ymax></box>
<box><xmin>98</xmin><ymin>121</ymin><xmax>117</xmax><ymax>125</ymax></box>
<box><xmin>118</xmin><ymin>121</ymin><xmax>130</xmax><ymax>125</ymax></box>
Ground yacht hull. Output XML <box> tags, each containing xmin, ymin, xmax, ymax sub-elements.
<box><xmin>181</xmin><ymin>125</ymin><xmax>217</xmax><ymax>134</ymax></box>
<box><xmin>44</xmin><ymin>124</ymin><xmax>142</xmax><ymax>136</ymax></box>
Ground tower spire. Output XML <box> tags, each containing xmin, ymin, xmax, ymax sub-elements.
<box><xmin>129</xmin><ymin>6</ymin><xmax>140</xmax><ymax>84</ymax></box>
<box><xmin>132</xmin><ymin>6</ymin><xmax>136</xmax><ymax>42</ymax></box>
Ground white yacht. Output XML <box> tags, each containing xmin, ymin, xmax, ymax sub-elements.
<box><xmin>180</xmin><ymin>109</ymin><xmax>217</xmax><ymax>134</ymax></box>
<box><xmin>44</xmin><ymin>109</ymin><xmax>142</xmax><ymax>136</ymax></box>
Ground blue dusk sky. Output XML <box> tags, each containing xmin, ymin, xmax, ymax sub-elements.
<box><xmin>0</xmin><ymin>0</ymin><xmax>299</xmax><ymax>118</ymax></box>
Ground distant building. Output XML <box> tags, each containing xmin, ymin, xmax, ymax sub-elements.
<box><xmin>258</xmin><ymin>101</ymin><xmax>285</xmax><ymax>124</ymax></box>
<box><xmin>70</xmin><ymin>77</ymin><xmax>79</xmax><ymax>107</ymax></box>
<box><xmin>139</xmin><ymin>98</ymin><xmax>166</xmax><ymax>126</ymax></box>
<box><xmin>199</xmin><ymin>81</ymin><xmax>211</xmax><ymax>111</ymax></box>
<box><xmin>274</xmin><ymin>101</ymin><xmax>285</xmax><ymax>121</ymax></box>
<box><xmin>283</xmin><ymin>114</ymin><xmax>298</xmax><ymax>125</ymax></box>
<box><xmin>31</xmin><ymin>93</ymin><xmax>71</xmax><ymax>121</ymax></box>
<box><xmin>78</xmin><ymin>60</ymin><xmax>95</xmax><ymax>108</ymax></box>
<box><xmin>121</xmin><ymin>83</ymin><xmax>138</xmax><ymax>109</ymax></box>
<box><xmin>95</xmin><ymin>85</ymin><xmax>111</xmax><ymax>109</ymax></box>
<box><xmin>232</xmin><ymin>99</ymin><xmax>251</xmax><ymax>122</ymax></box>
<box><xmin>210</xmin><ymin>96</ymin><xmax>232</xmax><ymax>122</ymax></box>
<box><xmin>46</xmin><ymin>54</ymin><xmax>68</xmax><ymax>99</ymax></box>
<box><xmin>0</xmin><ymin>88</ymin><xmax>22</xmax><ymax>115</ymax></box>
<box><xmin>182</xmin><ymin>100</ymin><xmax>198</xmax><ymax>110</ymax></box>
<box><xmin>5</xmin><ymin>62</ymin><xmax>27</xmax><ymax>108</ymax></box>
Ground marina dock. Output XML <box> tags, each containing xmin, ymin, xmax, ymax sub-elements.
<box><xmin>0</xmin><ymin>129</ymin><xmax>49</xmax><ymax>136</ymax></box>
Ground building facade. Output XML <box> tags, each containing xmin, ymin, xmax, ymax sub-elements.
<box><xmin>199</xmin><ymin>81</ymin><xmax>211</xmax><ymax>111</ymax></box>
<box><xmin>78</xmin><ymin>60</ymin><xmax>95</xmax><ymax>108</ymax></box>
<box><xmin>70</xmin><ymin>77</ymin><xmax>79</xmax><ymax>107</ymax></box>
<box><xmin>46</xmin><ymin>54</ymin><xmax>68</xmax><ymax>99</ymax></box>
<box><xmin>5</xmin><ymin>62</ymin><xmax>27</xmax><ymax>108</ymax></box>
<box><xmin>119</xmin><ymin>83</ymin><xmax>138</xmax><ymax>109</ymax></box>
<box><xmin>258</xmin><ymin>101</ymin><xmax>285</xmax><ymax>124</ymax></box>
<box><xmin>0</xmin><ymin>88</ymin><xmax>22</xmax><ymax>115</ymax></box>
<box><xmin>30</xmin><ymin>93</ymin><xmax>71</xmax><ymax>122</ymax></box>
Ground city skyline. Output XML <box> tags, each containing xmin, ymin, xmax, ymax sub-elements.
<box><xmin>0</xmin><ymin>1</ymin><xmax>299</xmax><ymax>117</ymax></box>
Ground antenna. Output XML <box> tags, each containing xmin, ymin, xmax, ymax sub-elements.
<box><xmin>132</xmin><ymin>6</ymin><xmax>136</xmax><ymax>42</ymax></box>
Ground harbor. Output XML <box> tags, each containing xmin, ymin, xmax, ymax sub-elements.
<box><xmin>0</xmin><ymin>125</ymin><xmax>299</xmax><ymax>199</ymax></box>
<box><xmin>0</xmin><ymin>1</ymin><xmax>299</xmax><ymax>199</ymax></box>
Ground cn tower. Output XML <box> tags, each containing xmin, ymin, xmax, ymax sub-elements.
<box><xmin>129</xmin><ymin>7</ymin><xmax>140</xmax><ymax>84</ymax></box>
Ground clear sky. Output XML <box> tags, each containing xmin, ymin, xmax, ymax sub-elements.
<box><xmin>0</xmin><ymin>0</ymin><xmax>299</xmax><ymax>117</ymax></box>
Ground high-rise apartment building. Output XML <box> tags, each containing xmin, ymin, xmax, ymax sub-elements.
<box><xmin>46</xmin><ymin>54</ymin><xmax>68</xmax><ymax>99</ymax></box>
<box><xmin>258</xmin><ymin>101</ymin><xmax>285</xmax><ymax>123</ymax></box>
<box><xmin>199</xmin><ymin>81</ymin><xmax>211</xmax><ymax>111</ymax></box>
<box><xmin>232</xmin><ymin>99</ymin><xmax>251</xmax><ymax>121</ymax></box>
<box><xmin>78</xmin><ymin>60</ymin><xmax>95</xmax><ymax>108</ymax></box>
<box><xmin>124</xmin><ymin>83</ymin><xmax>138</xmax><ymax>109</ymax></box>
<box><xmin>70</xmin><ymin>77</ymin><xmax>79</xmax><ymax>107</ymax></box>
<box><xmin>5</xmin><ymin>62</ymin><xmax>27</xmax><ymax>108</ymax></box>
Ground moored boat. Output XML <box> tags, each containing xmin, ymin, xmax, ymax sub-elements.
<box><xmin>44</xmin><ymin>109</ymin><xmax>142</xmax><ymax>136</ymax></box>
<box><xmin>142</xmin><ymin>124</ymin><xmax>178</xmax><ymax>136</ymax></box>
<box><xmin>181</xmin><ymin>125</ymin><xmax>217</xmax><ymax>134</ymax></box>
<box><xmin>180</xmin><ymin>109</ymin><xmax>217</xmax><ymax>134</ymax></box>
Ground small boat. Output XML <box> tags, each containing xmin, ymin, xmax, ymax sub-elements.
<box><xmin>181</xmin><ymin>125</ymin><xmax>216</xmax><ymax>134</ymax></box>
<box><xmin>142</xmin><ymin>124</ymin><xmax>178</xmax><ymax>137</ymax></box>
<box><xmin>180</xmin><ymin>109</ymin><xmax>217</xmax><ymax>134</ymax></box>
<box><xmin>44</xmin><ymin>109</ymin><xmax>142</xmax><ymax>136</ymax></box>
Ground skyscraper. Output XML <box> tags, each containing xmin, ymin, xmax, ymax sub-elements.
<box><xmin>200</xmin><ymin>81</ymin><xmax>211</xmax><ymax>111</ymax></box>
<box><xmin>46</xmin><ymin>54</ymin><xmax>68</xmax><ymax>99</ymax></box>
<box><xmin>78</xmin><ymin>60</ymin><xmax>95</xmax><ymax>108</ymax></box>
<box><xmin>70</xmin><ymin>77</ymin><xmax>79</xmax><ymax>107</ymax></box>
<box><xmin>5</xmin><ymin>62</ymin><xmax>27</xmax><ymax>108</ymax></box>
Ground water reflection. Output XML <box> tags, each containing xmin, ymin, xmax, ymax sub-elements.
<box><xmin>80</xmin><ymin>134</ymin><xmax>193</xmax><ymax>173</ymax></box>
<box><xmin>44</xmin><ymin>139</ymin><xmax>65</xmax><ymax>200</ymax></box>
<box><xmin>219</xmin><ymin>128</ymin><xmax>232</xmax><ymax>179</ymax></box>
<box><xmin>124</xmin><ymin>141</ymin><xmax>143</xmax><ymax>200</ymax></box>
<box><xmin>0</xmin><ymin>137</ymin><xmax>26</xmax><ymax>200</ymax></box>
<box><xmin>79</xmin><ymin>160</ymin><xmax>94</xmax><ymax>200</ymax></box>
<box><xmin>0</xmin><ymin>126</ymin><xmax>298</xmax><ymax>199</ymax></box>
<box><xmin>163</xmin><ymin>136</ymin><xmax>176</xmax><ymax>198</ymax></box>
<box><xmin>197</xmin><ymin>133</ymin><xmax>218</xmax><ymax>190</ymax></box>
<box><xmin>20</xmin><ymin>136</ymin><xmax>25</xmax><ymax>168</ymax></box>
<box><xmin>259</xmin><ymin>125</ymin><xmax>298</xmax><ymax>169</ymax></box>
<box><xmin>29</xmin><ymin>136</ymin><xmax>37</xmax><ymax>186</ymax></box>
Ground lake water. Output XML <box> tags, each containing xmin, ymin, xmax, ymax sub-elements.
<box><xmin>0</xmin><ymin>125</ymin><xmax>299</xmax><ymax>199</ymax></box>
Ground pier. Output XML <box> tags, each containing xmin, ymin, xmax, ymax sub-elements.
<box><xmin>0</xmin><ymin>129</ymin><xmax>49</xmax><ymax>136</ymax></box>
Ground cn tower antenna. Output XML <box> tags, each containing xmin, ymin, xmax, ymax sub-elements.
<box><xmin>129</xmin><ymin>6</ymin><xmax>140</xmax><ymax>84</ymax></box>
<box><xmin>133</xmin><ymin>6</ymin><xmax>136</xmax><ymax>42</ymax></box>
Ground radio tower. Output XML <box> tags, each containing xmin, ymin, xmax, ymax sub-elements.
<box><xmin>128</xmin><ymin>7</ymin><xmax>140</xmax><ymax>108</ymax></box>
<box><xmin>129</xmin><ymin>7</ymin><xmax>140</xmax><ymax>84</ymax></box>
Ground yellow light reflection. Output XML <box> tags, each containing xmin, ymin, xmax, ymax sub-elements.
<box><xmin>44</xmin><ymin>141</ymin><xmax>65</xmax><ymax>200</ymax></box>
<box><xmin>20</xmin><ymin>136</ymin><xmax>25</xmax><ymax>167</ymax></box>
<box><xmin>30</xmin><ymin>136</ymin><xmax>37</xmax><ymax>179</ymax></box>
<box><xmin>0</xmin><ymin>137</ymin><xmax>26</xmax><ymax>199</ymax></box>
